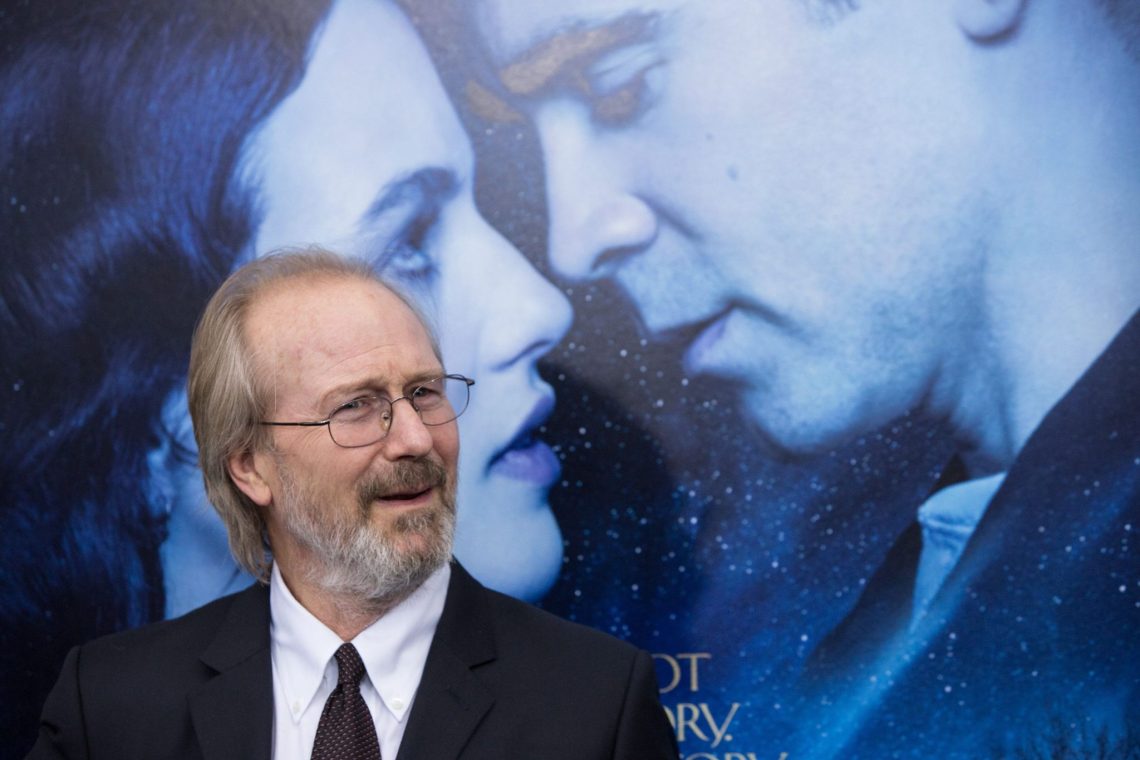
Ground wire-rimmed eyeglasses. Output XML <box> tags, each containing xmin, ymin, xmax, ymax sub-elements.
<box><xmin>259</xmin><ymin>374</ymin><xmax>474</xmax><ymax>448</ymax></box>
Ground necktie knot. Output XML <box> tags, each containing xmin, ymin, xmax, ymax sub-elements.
<box><xmin>333</xmin><ymin>643</ymin><xmax>367</xmax><ymax>689</ymax></box>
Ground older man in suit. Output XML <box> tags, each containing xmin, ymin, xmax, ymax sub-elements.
<box><xmin>30</xmin><ymin>249</ymin><xmax>677</xmax><ymax>759</ymax></box>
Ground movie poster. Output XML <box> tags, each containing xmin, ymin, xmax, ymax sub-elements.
<box><xmin>3</xmin><ymin>1</ymin><xmax>1137</xmax><ymax>757</ymax></box>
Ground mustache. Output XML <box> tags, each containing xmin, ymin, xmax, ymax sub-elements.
<box><xmin>356</xmin><ymin>458</ymin><xmax>449</xmax><ymax>507</ymax></box>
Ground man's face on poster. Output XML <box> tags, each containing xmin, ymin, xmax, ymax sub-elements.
<box><xmin>479</xmin><ymin>0</ymin><xmax>993</xmax><ymax>454</ymax></box>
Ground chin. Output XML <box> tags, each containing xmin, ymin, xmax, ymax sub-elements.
<box><xmin>747</xmin><ymin>392</ymin><xmax>918</xmax><ymax>463</ymax></box>
<box><xmin>742</xmin><ymin>390</ymin><xmax>875</xmax><ymax>459</ymax></box>
<box><xmin>452</xmin><ymin>481</ymin><xmax>563</xmax><ymax>601</ymax></box>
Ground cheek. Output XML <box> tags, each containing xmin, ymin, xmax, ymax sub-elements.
<box><xmin>433</xmin><ymin>425</ymin><xmax>462</xmax><ymax>472</ymax></box>
<box><xmin>307</xmin><ymin>452</ymin><xmax>374</xmax><ymax>501</ymax></box>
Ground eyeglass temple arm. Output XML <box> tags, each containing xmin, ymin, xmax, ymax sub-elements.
<box><xmin>259</xmin><ymin>420</ymin><xmax>332</xmax><ymax>427</ymax></box>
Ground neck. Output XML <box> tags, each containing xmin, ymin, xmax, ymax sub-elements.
<box><xmin>275</xmin><ymin>558</ymin><xmax>420</xmax><ymax>641</ymax></box>
<box><xmin>939</xmin><ymin>200</ymin><xmax>1139</xmax><ymax>477</ymax></box>
<box><xmin>938</xmin><ymin>24</ymin><xmax>1140</xmax><ymax>474</ymax></box>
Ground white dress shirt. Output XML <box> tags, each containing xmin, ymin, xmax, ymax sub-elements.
<box><xmin>268</xmin><ymin>562</ymin><xmax>450</xmax><ymax>760</ymax></box>
<box><xmin>911</xmin><ymin>473</ymin><xmax>1006</xmax><ymax>626</ymax></box>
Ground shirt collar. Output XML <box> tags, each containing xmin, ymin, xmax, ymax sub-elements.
<box><xmin>912</xmin><ymin>472</ymin><xmax>1006</xmax><ymax>625</ymax></box>
<box><xmin>917</xmin><ymin>472</ymin><xmax>1006</xmax><ymax>535</ymax></box>
<box><xmin>269</xmin><ymin>561</ymin><xmax>451</xmax><ymax>724</ymax></box>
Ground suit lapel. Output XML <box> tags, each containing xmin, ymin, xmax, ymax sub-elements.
<box><xmin>835</xmin><ymin>310</ymin><xmax>1140</xmax><ymax>754</ymax></box>
<box><xmin>189</xmin><ymin>583</ymin><xmax>274</xmax><ymax>760</ymax></box>
<box><xmin>804</xmin><ymin>453</ymin><xmax>970</xmax><ymax>680</ymax></box>
<box><xmin>916</xmin><ymin>308</ymin><xmax>1140</xmax><ymax>648</ymax></box>
<box><xmin>803</xmin><ymin>520</ymin><xmax>921</xmax><ymax>682</ymax></box>
<box><xmin>397</xmin><ymin>563</ymin><xmax>496</xmax><ymax>760</ymax></box>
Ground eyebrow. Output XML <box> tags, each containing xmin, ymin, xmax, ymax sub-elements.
<box><xmin>498</xmin><ymin>11</ymin><xmax>659</xmax><ymax>98</ymax></box>
<box><xmin>357</xmin><ymin>167</ymin><xmax>460</xmax><ymax>231</ymax></box>
<box><xmin>320</xmin><ymin>369</ymin><xmax>447</xmax><ymax>413</ymax></box>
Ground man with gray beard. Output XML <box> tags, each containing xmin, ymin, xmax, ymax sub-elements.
<box><xmin>30</xmin><ymin>249</ymin><xmax>677</xmax><ymax>759</ymax></box>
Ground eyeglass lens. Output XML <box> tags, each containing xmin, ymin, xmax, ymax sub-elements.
<box><xmin>327</xmin><ymin>376</ymin><xmax>471</xmax><ymax>448</ymax></box>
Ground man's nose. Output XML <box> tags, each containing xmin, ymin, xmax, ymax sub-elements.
<box><xmin>535</xmin><ymin>101</ymin><xmax>658</xmax><ymax>281</ymax></box>
<box><xmin>382</xmin><ymin>398</ymin><xmax>435</xmax><ymax>459</ymax></box>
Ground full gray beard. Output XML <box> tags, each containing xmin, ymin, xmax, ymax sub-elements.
<box><xmin>277</xmin><ymin>457</ymin><xmax>456</xmax><ymax>613</ymax></box>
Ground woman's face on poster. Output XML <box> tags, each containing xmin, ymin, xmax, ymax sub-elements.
<box><xmin>163</xmin><ymin>0</ymin><xmax>572</xmax><ymax>607</ymax></box>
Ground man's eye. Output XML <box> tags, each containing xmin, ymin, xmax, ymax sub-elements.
<box><xmin>592</xmin><ymin>70</ymin><xmax>654</xmax><ymax>125</ymax></box>
<box><xmin>586</xmin><ymin>44</ymin><xmax>663</xmax><ymax>127</ymax></box>
<box><xmin>411</xmin><ymin>385</ymin><xmax>444</xmax><ymax>408</ymax></box>
<box><xmin>333</xmin><ymin>398</ymin><xmax>379</xmax><ymax>423</ymax></box>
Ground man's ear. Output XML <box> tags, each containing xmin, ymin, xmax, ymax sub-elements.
<box><xmin>955</xmin><ymin>0</ymin><xmax>1026</xmax><ymax>40</ymax></box>
<box><xmin>227</xmin><ymin>449</ymin><xmax>274</xmax><ymax>508</ymax></box>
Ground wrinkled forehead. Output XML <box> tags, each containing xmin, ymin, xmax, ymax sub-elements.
<box><xmin>245</xmin><ymin>275</ymin><xmax>438</xmax><ymax>396</ymax></box>
<box><xmin>477</xmin><ymin>0</ymin><xmax>674</xmax><ymax>70</ymax></box>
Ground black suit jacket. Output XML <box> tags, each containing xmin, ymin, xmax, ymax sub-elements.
<box><xmin>29</xmin><ymin>562</ymin><xmax>678</xmax><ymax>759</ymax></box>
<box><xmin>800</xmin><ymin>310</ymin><xmax>1140</xmax><ymax>758</ymax></box>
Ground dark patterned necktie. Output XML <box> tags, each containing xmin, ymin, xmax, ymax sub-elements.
<box><xmin>310</xmin><ymin>643</ymin><xmax>382</xmax><ymax>760</ymax></box>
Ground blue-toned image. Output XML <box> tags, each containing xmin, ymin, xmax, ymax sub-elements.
<box><xmin>3</xmin><ymin>0</ymin><xmax>1138</xmax><ymax>757</ymax></box>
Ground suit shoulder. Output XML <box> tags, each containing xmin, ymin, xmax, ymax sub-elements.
<box><xmin>77</xmin><ymin>583</ymin><xmax>265</xmax><ymax>679</ymax></box>
<box><xmin>34</xmin><ymin>584</ymin><xmax>271</xmax><ymax>758</ymax></box>
<box><xmin>483</xmin><ymin>585</ymin><xmax>646</xmax><ymax>663</ymax></box>
<box><xmin>446</xmin><ymin>564</ymin><xmax>646</xmax><ymax>668</ymax></box>
<box><xmin>426</xmin><ymin>573</ymin><xmax>677</xmax><ymax>757</ymax></box>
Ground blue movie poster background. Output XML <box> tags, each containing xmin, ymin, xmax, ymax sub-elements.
<box><xmin>3</xmin><ymin>1</ymin><xmax>1138</xmax><ymax>758</ymax></box>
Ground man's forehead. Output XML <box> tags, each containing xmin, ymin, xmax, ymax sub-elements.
<box><xmin>248</xmin><ymin>276</ymin><xmax>422</xmax><ymax>367</ymax></box>
<box><xmin>252</xmin><ymin>272</ymin><xmax>379</xmax><ymax>316</ymax></box>
<box><xmin>245</xmin><ymin>275</ymin><xmax>441</xmax><ymax>409</ymax></box>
